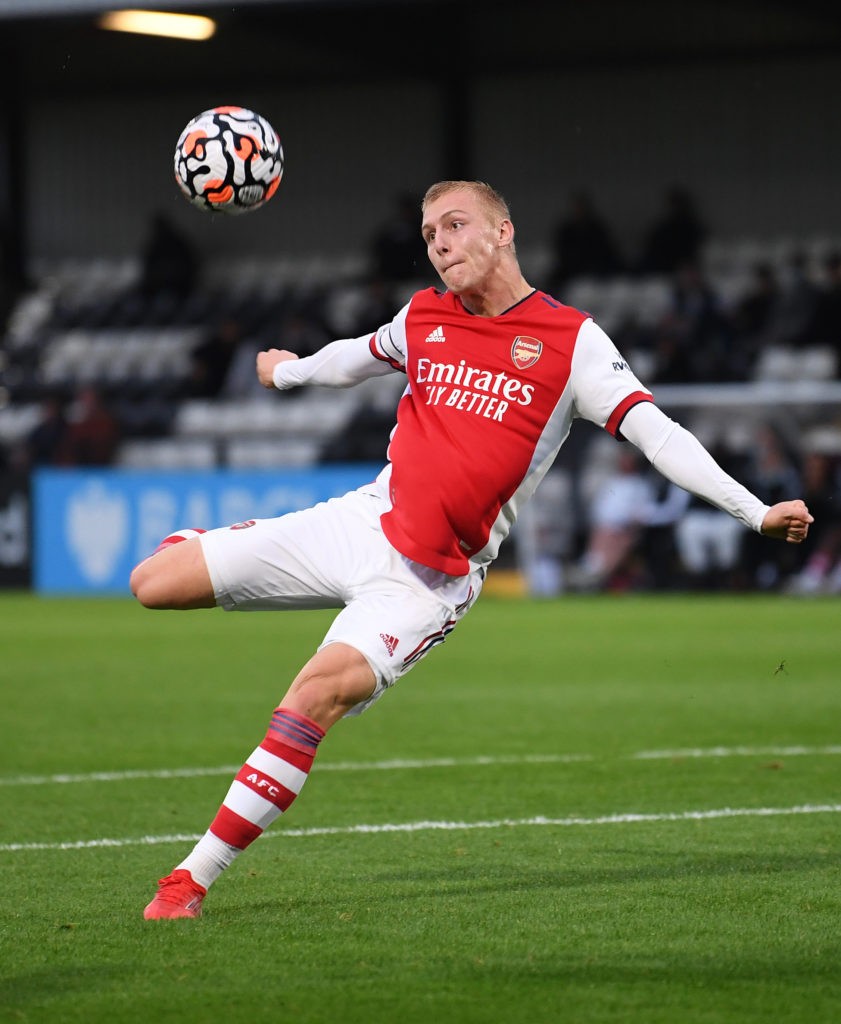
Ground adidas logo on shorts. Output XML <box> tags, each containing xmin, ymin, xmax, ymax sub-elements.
<box><xmin>379</xmin><ymin>633</ymin><xmax>399</xmax><ymax>656</ymax></box>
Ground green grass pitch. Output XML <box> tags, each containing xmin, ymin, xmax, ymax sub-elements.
<box><xmin>1</xmin><ymin>590</ymin><xmax>839</xmax><ymax>1023</ymax></box>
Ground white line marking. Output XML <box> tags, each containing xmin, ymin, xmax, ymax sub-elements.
<box><xmin>0</xmin><ymin>766</ymin><xmax>245</xmax><ymax>786</ymax></box>
<box><xmin>1</xmin><ymin>746</ymin><xmax>839</xmax><ymax>789</ymax></box>
<box><xmin>0</xmin><ymin>754</ymin><xmax>592</xmax><ymax>788</ymax></box>
<box><xmin>633</xmin><ymin>745</ymin><xmax>841</xmax><ymax>760</ymax></box>
<box><xmin>2</xmin><ymin>803</ymin><xmax>840</xmax><ymax>853</ymax></box>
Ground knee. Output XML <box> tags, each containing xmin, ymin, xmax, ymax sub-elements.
<box><xmin>129</xmin><ymin>537</ymin><xmax>215</xmax><ymax>610</ymax></box>
<box><xmin>285</xmin><ymin>644</ymin><xmax>377</xmax><ymax>728</ymax></box>
<box><xmin>130</xmin><ymin>558</ymin><xmax>164</xmax><ymax>608</ymax></box>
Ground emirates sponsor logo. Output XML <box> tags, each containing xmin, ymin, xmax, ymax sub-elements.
<box><xmin>416</xmin><ymin>357</ymin><xmax>535</xmax><ymax>422</ymax></box>
<box><xmin>230</xmin><ymin>519</ymin><xmax>256</xmax><ymax>530</ymax></box>
<box><xmin>511</xmin><ymin>336</ymin><xmax>542</xmax><ymax>370</ymax></box>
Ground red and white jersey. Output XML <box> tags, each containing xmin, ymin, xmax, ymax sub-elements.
<box><xmin>368</xmin><ymin>287</ymin><xmax>653</xmax><ymax>575</ymax></box>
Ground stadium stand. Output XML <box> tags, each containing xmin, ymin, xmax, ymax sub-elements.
<box><xmin>2</xmin><ymin>237</ymin><xmax>840</xmax><ymax>591</ymax></box>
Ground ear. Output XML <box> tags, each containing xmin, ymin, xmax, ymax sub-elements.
<box><xmin>498</xmin><ymin>219</ymin><xmax>515</xmax><ymax>247</ymax></box>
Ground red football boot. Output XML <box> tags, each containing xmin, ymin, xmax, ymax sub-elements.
<box><xmin>143</xmin><ymin>869</ymin><xmax>207</xmax><ymax>920</ymax></box>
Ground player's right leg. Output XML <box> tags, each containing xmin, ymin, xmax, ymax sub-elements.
<box><xmin>130</xmin><ymin>534</ymin><xmax>216</xmax><ymax>609</ymax></box>
<box><xmin>140</xmin><ymin>493</ymin><xmax>482</xmax><ymax>919</ymax></box>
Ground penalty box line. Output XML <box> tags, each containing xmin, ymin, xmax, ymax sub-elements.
<box><xmin>3</xmin><ymin>746</ymin><xmax>841</xmax><ymax>789</ymax></box>
<box><xmin>2</xmin><ymin>803</ymin><xmax>841</xmax><ymax>854</ymax></box>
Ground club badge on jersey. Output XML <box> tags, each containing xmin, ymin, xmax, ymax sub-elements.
<box><xmin>511</xmin><ymin>336</ymin><xmax>543</xmax><ymax>369</ymax></box>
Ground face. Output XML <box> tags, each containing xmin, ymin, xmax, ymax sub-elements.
<box><xmin>421</xmin><ymin>189</ymin><xmax>508</xmax><ymax>294</ymax></box>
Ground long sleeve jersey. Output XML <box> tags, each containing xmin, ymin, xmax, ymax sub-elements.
<box><xmin>275</xmin><ymin>287</ymin><xmax>769</xmax><ymax>576</ymax></box>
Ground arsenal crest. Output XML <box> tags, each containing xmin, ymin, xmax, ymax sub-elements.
<box><xmin>511</xmin><ymin>336</ymin><xmax>542</xmax><ymax>370</ymax></box>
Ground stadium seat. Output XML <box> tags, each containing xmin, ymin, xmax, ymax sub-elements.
<box><xmin>225</xmin><ymin>437</ymin><xmax>323</xmax><ymax>468</ymax></box>
<box><xmin>116</xmin><ymin>438</ymin><xmax>218</xmax><ymax>469</ymax></box>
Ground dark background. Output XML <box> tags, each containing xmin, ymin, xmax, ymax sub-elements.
<box><xmin>1</xmin><ymin>0</ymin><xmax>839</xmax><ymax>273</ymax></box>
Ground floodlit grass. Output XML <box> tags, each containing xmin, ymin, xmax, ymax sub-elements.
<box><xmin>1</xmin><ymin>591</ymin><xmax>839</xmax><ymax>1023</ymax></box>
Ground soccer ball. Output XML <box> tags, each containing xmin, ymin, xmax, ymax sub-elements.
<box><xmin>173</xmin><ymin>106</ymin><xmax>283</xmax><ymax>214</ymax></box>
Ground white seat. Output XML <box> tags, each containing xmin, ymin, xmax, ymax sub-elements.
<box><xmin>117</xmin><ymin>438</ymin><xmax>218</xmax><ymax>469</ymax></box>
<box><xmin>225</xmin><ymin>437</ymin><xmax>322</xmax><ymax>468</ymax></box>
<box><xmin>799</xmin><ymin>346</ymin><xmax>837</xmax><ymax>381</ymax></box>
<box><xmin>0</xmin><ymin>403</ymin><xmax>42</xmax><ymax>444</ymax></box>
<box><xmin>753</xmin><ymin>346</ymin><xmax>798</xmax><ymax>382</ymax></box>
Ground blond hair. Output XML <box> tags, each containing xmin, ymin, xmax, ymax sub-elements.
<box><xmin>422</xmin><ymin>181</ymin><xmax>511</xmax><ymax>223</ymax></box>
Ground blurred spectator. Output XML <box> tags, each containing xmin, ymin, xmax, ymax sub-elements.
<box><xmin>0</xmin><ymin>215</ymin><xmax>27</xmax><ymax>332</ymax></box>
<box><xmin>549</xmin><ymin>190</ymin><xmax>624</xmax><ymax>288</ymax></box>
<box><xmin>738</xmin><ymin>424</ymin><xmax>803</xmax><ymax>589</ymax></box>
<box><xmin>275</xmin><ymin>308</ymin><xmax>332</xmax><ymax>359</ymax></box>
<box><xmin>55</xmin><ymin>386</ymin><xmax>121</xmax><ymax>466</ymax></box>
<box><xmin>785</xmin><ymin>449</ymin><xmax>841</xmax><ymax>594</ymax></box>
<box><xmin>190</xmin><ymin>316</ymin><xmax>244</xmax><ymax>398</ymax></box>
<box><xmin>639</xmin><ymin>186</ymin><xmax>707</xmax><ymax>274</ymax></box>
<box><xmin>811</xmin><ymin>251</ymin><xmax>841</xmax><ymax>359</ymax></box>
<box><xmin>570</xmin><ymin>448</ymin><xmax>656</xmax><ymax>591</ymax></box>
<box><xmin>349</xmin><ymin>277</ymin><xmax>398</xmax><ymax>336</ymax></box>
<box><xmin>732</xmin><ymin>262</ymin><xmax>779</xmax><ymax>340</ymax></box>
<box><xmin>222</xmin><ymin>309</ymin><xmax>332</xmax><ymax>398</ymax></box>
<box><xmin>220</xmin><ymin>335</ymin><xmax>269</xmax><ymax>399</ymax></box>
<box><xmin>515</xmin><ymin>468</ymin><xmax>575</xmax><ymax>597</ymax></box>
<box><xmin>671</xmin><ymin>440</ymin><xmax>748</xmax><ymax>590</ymax></box>
<box><xmin>729</xmin><ymin>261</ymin><xmax>781</xmax><ymax>368</ymax></box>
<box><xmin>16</xmin><ymin>392</ymin><xmax>68</xmax><ymax>469</ymax></box>
<box><xmin>138</xmin><ymin>211</ymin><xmax>200</xmax><ymax>302</ymax></box>
<box><xmin>770</xmin><ymin>251</ymin><xmax>820</xmax><ymax>348</ymax></box>
<box><xmin>319</xmin><ymin>403</ymin><xmax>394</xmax><ymax>464</ymax></box>
<box><xmin>370</xmin><ymin>192</ymin><xmax>427</xmax><ymax>282</ymax></box>
<box><xmin>636</xmin><ymin>478</ymin><xmax>692</xmax><ymax>590</ymax></box>
<box><xmin>651</xmin><ymin>261</ymin><xmax>736</xmax><ymax>382</ymax></box>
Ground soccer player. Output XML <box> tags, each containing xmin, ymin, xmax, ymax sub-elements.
<box><xmin>133</xmin><ymin>181</ymin><xmax>813</xmax><ymax>919</ymax></box>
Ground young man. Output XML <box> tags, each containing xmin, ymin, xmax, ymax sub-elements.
<box><xmin>132</xmin><ymin>181</ymin><xmax>813</xmax><ymax>919</ymax></box>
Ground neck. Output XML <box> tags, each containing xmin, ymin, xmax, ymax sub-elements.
<box><xmin>458</xmin><ymin>273</ymin><xmax>533</xmax><ymax>317</ymax></box>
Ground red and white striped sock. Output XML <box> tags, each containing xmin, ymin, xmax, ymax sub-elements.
<box><xmin>176</xmin><ymin>707</ymin><xmax>325</xmax><ymax>890</ymax></box>
<box><xmin>152</xmin><ymin>528</ymin><xmax>207</xmax><ymax>556</ymax></box>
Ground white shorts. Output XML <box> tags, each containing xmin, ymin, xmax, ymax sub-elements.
<box><xmin>200</xmin><ymin>486</ymin><xmax>484</xmax><ymax>714</ymax></box>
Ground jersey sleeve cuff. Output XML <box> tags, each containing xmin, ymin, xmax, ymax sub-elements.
<box><xmin>273</xmin><ymin>361</ymin><xmax>294</xmax><ymax>389</ymax></box>
<box><xmin>606</xmin><ymin>391</ymin><xmax>654</xmax><ymax>438</ymax></box>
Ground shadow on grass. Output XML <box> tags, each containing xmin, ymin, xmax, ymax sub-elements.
<box><xmin>262</xmin><ymin>846</ymin><xmax>840</xmax><ymax>902</ymax></box>
<box><xmin>0</xmin><ymin>964</ymin><xmax>135</xmax><ymax>1010</ymax></box>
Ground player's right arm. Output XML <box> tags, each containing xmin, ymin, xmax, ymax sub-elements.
<box><xmin>258</xmin><ymin>304</ymin><xmax>410</xmax><ymax>391</ymax></box>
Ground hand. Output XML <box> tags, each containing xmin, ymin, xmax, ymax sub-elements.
<box><xmin>256</xmin><ymin>348</ymin><xmax>299</xmax><ymax>389</ymax></box>
<box><xmin>760</xmin><ymin>500</ymin><xmax>814</xmax><ymax>543</ymax></box>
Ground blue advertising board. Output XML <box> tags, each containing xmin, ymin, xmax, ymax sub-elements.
<box><xmin>33</xmin><ymin>465</ymin><xmax>382</xmax><ymax>594</ymax></box>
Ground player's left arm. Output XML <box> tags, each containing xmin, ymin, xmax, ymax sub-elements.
<box><xmin>619</xmin><ymin>402</ymin><xmax>813</xmax><ymax>543</ymax></box>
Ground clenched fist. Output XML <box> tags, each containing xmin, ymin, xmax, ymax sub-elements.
<box><xmin>256</xmin><ymin>348</ymin><xmax>299</xmax><ymax>389</ymax></box>
<box><xmin>761</xmin><ymin>500</ymin><xmax>814</xmax><ymax>543</ymax></box>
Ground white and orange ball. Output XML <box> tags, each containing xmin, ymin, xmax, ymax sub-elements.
<box><xmin>173</xmin><ymin>106</ymin><xmax>283</xmax><ymax>214</ymax></box>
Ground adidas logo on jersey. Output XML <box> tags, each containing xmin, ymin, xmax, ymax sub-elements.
<box><xmin>379</xmin><ymin>633</ymin><xmax>399</xmax><ymax>656</ymax></box>
<box><xmin>424</xmin><ymin>325</ymin><xmax>446</xmax><ymax>343</ymax></box>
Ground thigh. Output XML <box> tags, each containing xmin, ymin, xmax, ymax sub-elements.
<box><xmin>131</xmin><ymin>533</ymin><xmax>215</xmax><ymax>609</ymax></box>
<box><xmin>201</xmin><ymin>490</ymin><xmax>381</xmax><ymax>611</ymax></box>
<box><xmin>323</xmin><ymin>561</ymin><xmax>483</xmax><ymax>715</ymax></box>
